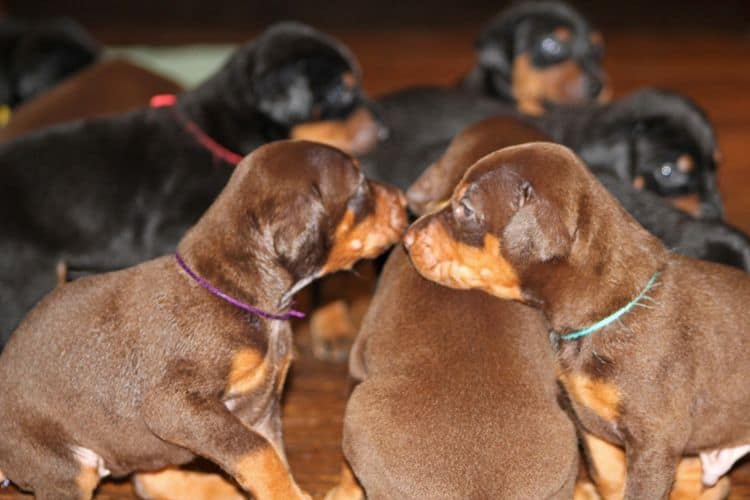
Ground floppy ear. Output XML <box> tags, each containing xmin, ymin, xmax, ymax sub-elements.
<box><xmin>477</xmin><ymin>38</ymin><xmax>511</xmax><ymax>76</ymax></box>
<box><xmin>502</xmin><ymin>187</ymin><xmax>572</xmax><ymax>263</ymax></box>
<box><xmin>254</xmin><ymin>67</ymin><xmax>314</xmax><ymax>126</ymax></box>
<box><xmin>264</xmin><ymin>190</ymin><xmax>328</xmax><ymax>279</ymax></box>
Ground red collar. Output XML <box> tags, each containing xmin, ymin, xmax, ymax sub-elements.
<box><xmin>150</xmin><ymin>94</ymin><xmax>243</xmax><ymax>165</ymax></box>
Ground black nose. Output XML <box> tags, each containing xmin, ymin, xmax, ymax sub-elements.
<box><xmin>587</xmin><ymin>77</ymin><xmax>603</xmax><ymax>98</ymax></box>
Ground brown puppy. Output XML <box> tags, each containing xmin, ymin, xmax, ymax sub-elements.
<box><xmin>326</xmin><ymin>119</ymin><xmax>582</xmax><ymax>500</ymax></box>
<box><xmin>405</xmin><ymin>142</ymin><xmax>749</xmax><ymax>499</ymax></box>
<box><xmin>0</xmin><ymin>140</ymin><xmax>406</xmax><ymax>500</ymax></box>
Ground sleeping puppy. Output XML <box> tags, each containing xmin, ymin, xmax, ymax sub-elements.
<box><xmin>460</xmin><ymin>0</ymin><xmax>609</xmax><ymax>114</ymax></box>
<box><xmin>404</xmin><ymin>142</ymin><xmax>749</xmax><ymax>500</ymax></box>
<box><xmin>0</xmin><ymin>140</ymin><xmax>407</xmax><ymax>500</ymax></box>
<box><xmin>0</xmin><ymin>22</ymin><xmax>382</xmax><ymax>347</ymax></box>
<box><xmin>403</xmin><ymin>100</ymin><xmax>749</xmax><ymax>272</ymax></box>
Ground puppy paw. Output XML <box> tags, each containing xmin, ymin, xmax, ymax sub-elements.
<box><xmin>324</xmin><ymin>484</ymin><xmax>365</xmax><ymax>500</ymax></box>
<box><xmin>699</xmin><ymin>476</ymin><xmax>731</xmax><ymax>500</ymax></box>
<box><xmin>310</xmin><ymin>300</ymin><xmax>357</xmax><ymax>363</ymax></box>
<box><xmin>573</xmin><ymin>480</ymin><xmax>601</xmax><ymax>500</ymax></box>
<box><xmin>133</xmin><ymin>469</ymin><xmax>246</xmax><ymax>500</ymax></box>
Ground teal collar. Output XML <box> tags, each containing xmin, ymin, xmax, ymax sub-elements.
<box><xmin>559</xmin><ymin>272</ymin><xmax>660</xmax><ymax>341</ymax></box>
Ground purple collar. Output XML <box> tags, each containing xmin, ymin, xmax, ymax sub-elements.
<box><xmin>175</xmin><ymin>253</ymin><xmax>305</xmax><ymax>321</ymax></box>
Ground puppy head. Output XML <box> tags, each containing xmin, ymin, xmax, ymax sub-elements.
<box><xmin>8</xmin><ymin>18</ymin><xmax>100</xmax><ymax>106</ymax></box>
<box><xmin>404</xmin><ymin>142</ymin><xmax>596</xmax><ymax>302</ymax></box>
<box><xmin>406</xmin><ymin>116</ymin><xmax>550</xmax><ymax>215</ymax></box>
<box><xmin>476</xmin><ymin>1</ymin><xmax>608</xmax><ymax>114</ymax></box>
<box><xmin>209</xmin><ymin>140</ymin><xmax>407</xmax><ymax>283</ymax></box>
<box><xmin>225</xmin><ymin>22</ymin><xmax>383</xmax><ymax>156</ymax></box>
<box><xmin>576</xmin><ymin>88</ymin><xmax>721</xmax><ymax>218</ymax></box>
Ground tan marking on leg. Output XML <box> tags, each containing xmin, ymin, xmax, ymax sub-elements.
<box><xmin>574</xmin><ymin>480</ymin><xmax>602</xmax><ymax>500</ymax></box>
<box><xmin>234</xmin><ymin>446</ymin><xmax>310</xmax><ymax>500</ymax></box>
<box><xmin>405</xmin><ymin>218</ymin><xmax>522</xmax><ymax>300</ymax></box>
<box><xmin>134</xmin><ymin>468</ymin><xmax>244</xmax><ymax>500</ymax></box>
<box><xmin>290</xmin><ymin>107</ymin><xmax>380</xmax><ymax>156</ymax></box>
<box><xmin>76</xmin><ymin>465</ymin><xmax>99</xmax><ymax>499</ymax></box>
<box><xmin>226</xmin><ymin>348</ymin><xmax>268</xmax><ymax>398</ymax></box>
<box><xmin>560</xmin><ymin>374</ymin><xmax>620</xmax><ymax>422</ymax></box>
<box><xmin>670</xmin><ymin>457</ymin><xmax>704</xmax><ymax>500</ymax></box>
<box><xmin>324</xmin><ymin>461</ymin><xmax>364</xmax><ymax>500</ymax></box>
<box><xmin>584</xmin><ymin>432</ymin><xmax>626</xmax><ymax>500</ymax></box>
<box><xmin>670</xmin><ymin>194</ymin><xmax>702</xmax><ymax>217</ymax></box>
<box><xmin>699</xmin><ymin>476</ymin><xmax>731</xmax><ymax>500</ymax></box>
<box><xmin>310</xmin><ymin>300</ymin><xmax>356</xmax><ymax>362</ymax></box>
<box><xmin>322</xmin><ymin>182</ymin><xmax>407</xmax><ymax>275</ymax></box>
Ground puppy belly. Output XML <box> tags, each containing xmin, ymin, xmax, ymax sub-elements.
<box><xmin>700</xmin><ymin>444</ymin><xmax>750</xmax><ymax>486</ymax></box>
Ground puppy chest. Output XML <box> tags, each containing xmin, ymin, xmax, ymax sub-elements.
<box><xmin>559</xmin><ymin>372</ymin><xmax>622</xmax><ymax>440</ymax></box>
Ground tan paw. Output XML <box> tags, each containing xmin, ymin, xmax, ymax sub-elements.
<box><xmin>310</xmin><ymin>300</ymin><xmax>357</xmax><ymax>362</ymax></box>
<box><xmin>133</xmin><ymin>469</ymin><xmax>246</xmax><ymax>500</ymax></box>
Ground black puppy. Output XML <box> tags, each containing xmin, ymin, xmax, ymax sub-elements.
<box><xmin>365</xmin><ymin>87</ymin><xmax>720</xmax><ymax>216</ymax></box>
<box><xmin>461</xmin><ymin>0</ymin><xmax>608</xmax><ymax>114</ymax></box>
<box><xmin>0</xmin><ymin>18</ymin><xmax>100</xmax><ymax>109</ymax></box>
<box><xmin>0</xmin><ymin>22</ymin><xmax>381</xmax><ymax>346</ymax></box>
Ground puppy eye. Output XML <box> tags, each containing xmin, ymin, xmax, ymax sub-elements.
<box><xmin>659</xmin><ymin>164</ymin><xmax>673</xmax><ymax>178</ymax></box>
<box><xmin>532</xmin><ymin>36</ymin><xmax>570</xmax><ymax>66</ymax></box>
<box><xmin>454</xmin><ymin>198</ymin><xmax>476</xmax><ymax>220</ymax></box>
<box><xmin>519</xmin><ymin>181</ymin><xmax>535</xmax><ymax>208</ymax></box>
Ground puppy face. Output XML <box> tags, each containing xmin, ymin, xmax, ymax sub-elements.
<box><xmin>404</xmin><ymin>143</ymin><xmax>582</xmax><ymax>302</ymax></box>
<box><xmin>477</xmin><ymin>1</ymin><xmax>608</xmax><ymax>114</ymax></box>
<box><xmin>577</xmin><ymin>90</ymin><xmax>721</xmax><ymax>218</ymax></box>
<box><xmin>249</xmin><ymin>23</ymin><xmax>383</xmax><ymax>156</ymax></box>
<box><xmin>235</xmin><ymin>140</ymin><xmax>407</xmax><ymax>283</ymax></box>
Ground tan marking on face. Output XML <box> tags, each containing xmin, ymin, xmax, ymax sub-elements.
<box><xmin>342</xmin><ymin>72</ymin><xmax>356</xmax><ymax>88</ymax></box>
<box><xmin>554</xmin><ymin>27</ymin><xmax>572</xmax><ymax>42</ymax></box>
<box><xmin>322</xmin><ymin>182</ymin><xmax>407</xmax><ymax>275</ymax></box>
<box><xmin>677</xmin><ymin>154</ymin><xmax>695</xmax><ymax>173</ymax></box>
<box><xmin>234</xmin><ymin>446</ymin><xmax>309</xmax><ymax>500</ymax></box>
<box><xmin>633</xmin><ymin>175</ymin><xmax>645</xmax><ymax>190</ymax></box>
<box><xmin>670</xmin><ymin>194</ymin><xmax>702</xmax><ymax>217</ymax></box>
<box><xmin>290</xmin><ymin>107</ymin><xmax>381</xmax><ymax>156</ymax></box>
<box><xmin>76</xmin><ymin>465</ymin><xmax>99</xmax><ymax>497</ymax></box>
<box><xmin>512</xmin><ymin>53</ymin><xmax>588</xmax><ymax>115</ymax></box>
<box><xmin>226</xmin><ymin>348</ymin><xmax>268</xmax><ymax>398</ymax></box>
<box><xmin>559</xmin><ymin>373</ymin><xmax>620</xmax><ymax>422</ymax></box>
<box><xmin>325</xmin><ymin>461</ymin><xmax>365</xmax><ymax>500</ymax></box>
<box><xmin>134</xmin><ymin>469</ymin><xmax>244</xmax><ymax>500</ymax></box>
<box><xmin>405</xmin><ymin>218</ymin><xmax>522</xmax><ymax>300</ymax></box>
<box><xmin>584</xmin><ymin>432</ymin><xmax>626</xmax><ymax>500</ymax></box>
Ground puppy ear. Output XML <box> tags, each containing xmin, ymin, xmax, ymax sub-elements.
<box><xmin>476</xmin><ymin>37</ymin><xmax>512</xmax><ymax>78</ymax></box>
<box><xmin>503</xmin><ymin>194</ymin><xmax>572</xmax><ymax>264</ymax></box>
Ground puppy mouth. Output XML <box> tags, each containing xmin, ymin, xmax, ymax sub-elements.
<box><xmin>290</xmin><ymin>106</ymin><xmax>384</xmax><ymax>156</ymax></box>
<box><xmin>321</xmin><ymin>182</ymin><xmax>406</xmax><ymax>274</ymax></box>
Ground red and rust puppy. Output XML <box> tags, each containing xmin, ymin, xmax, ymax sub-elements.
<box><xmin>461</xmin><ymin>0</ymin><xmax>609</xmax><ymax>114</ymax></box>
<box><xmin>326</xmin><ymin>120</ymin><xmax>583</xmax><ymax>500</ymax></box>
<box><xmin>405</xmin><ymin>142</ymin><xmax>750</xmax><ymax>499</ymax></box>
<box><xmin>0</xmin><ymin>140</ymin><xmax>406</xmax><ymax>500</ymax></box>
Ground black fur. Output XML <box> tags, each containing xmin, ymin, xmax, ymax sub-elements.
<box><xmin>0</xmin><ymin>22</ymin><xmax>369</xmax><ymax>346</ymax></box>
<box><xmin>361</xmin><ymin>86</ymin><xmax>749</xmax><ymax>271</ymax></box>
<box><xmin>0</xmin><ymin>18</ymin><xmax>100</xmax><ymax>107</ymax></box>
<box><xmin>461</xmin><ymin>0</ymin><xmax>605</xmax><ymax>104</ymax></box>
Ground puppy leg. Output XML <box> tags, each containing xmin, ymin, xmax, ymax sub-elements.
<box><xmin>324</xmin><ymin>461</ymin><xmax>365</xmax><ymax>500</ymax></box>
<box><xmin>141</xmin><ymin>388</ymin><xmax>309</xmax><ymax>500</ymax></box>
<box><xmin>134</xmin><ymin>468</ymin><xmax>245</xmax><ymax>500</ymax></box>
<box><xmin>624</xmin><ymin>439</ymin><xmax>680</xmax><ymax>500</ymax></box>
<box><xmin>583</xmin><ymin>433</ymin><xmax>626</xmax><ymax>500</ymax></box>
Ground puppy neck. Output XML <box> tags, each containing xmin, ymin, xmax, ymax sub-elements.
<box><xmin>526</xmin><ymin>184</ymin><xmax>668</xmax><ymax>337</ymax></box>
<box><xmin>176</xmin><ymin>218</ymin><xmax>298</xmax><ymax>315</ymax></box>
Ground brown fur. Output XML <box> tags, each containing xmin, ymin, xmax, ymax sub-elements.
<box><xmin>0</xmin><ymin>140</ymin><xmax>406</xmax><ymax>500</ymax></box>
<box><xmin>405</xmin><ymin>142</ymin><xmax>750</xmax><ymax>499</ymax></box>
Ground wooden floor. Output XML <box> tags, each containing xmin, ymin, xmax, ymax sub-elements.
<box><xmin>3</xmin><ymin>28</ymin><xmax>750</xmax><ymax>499</ymax></box>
